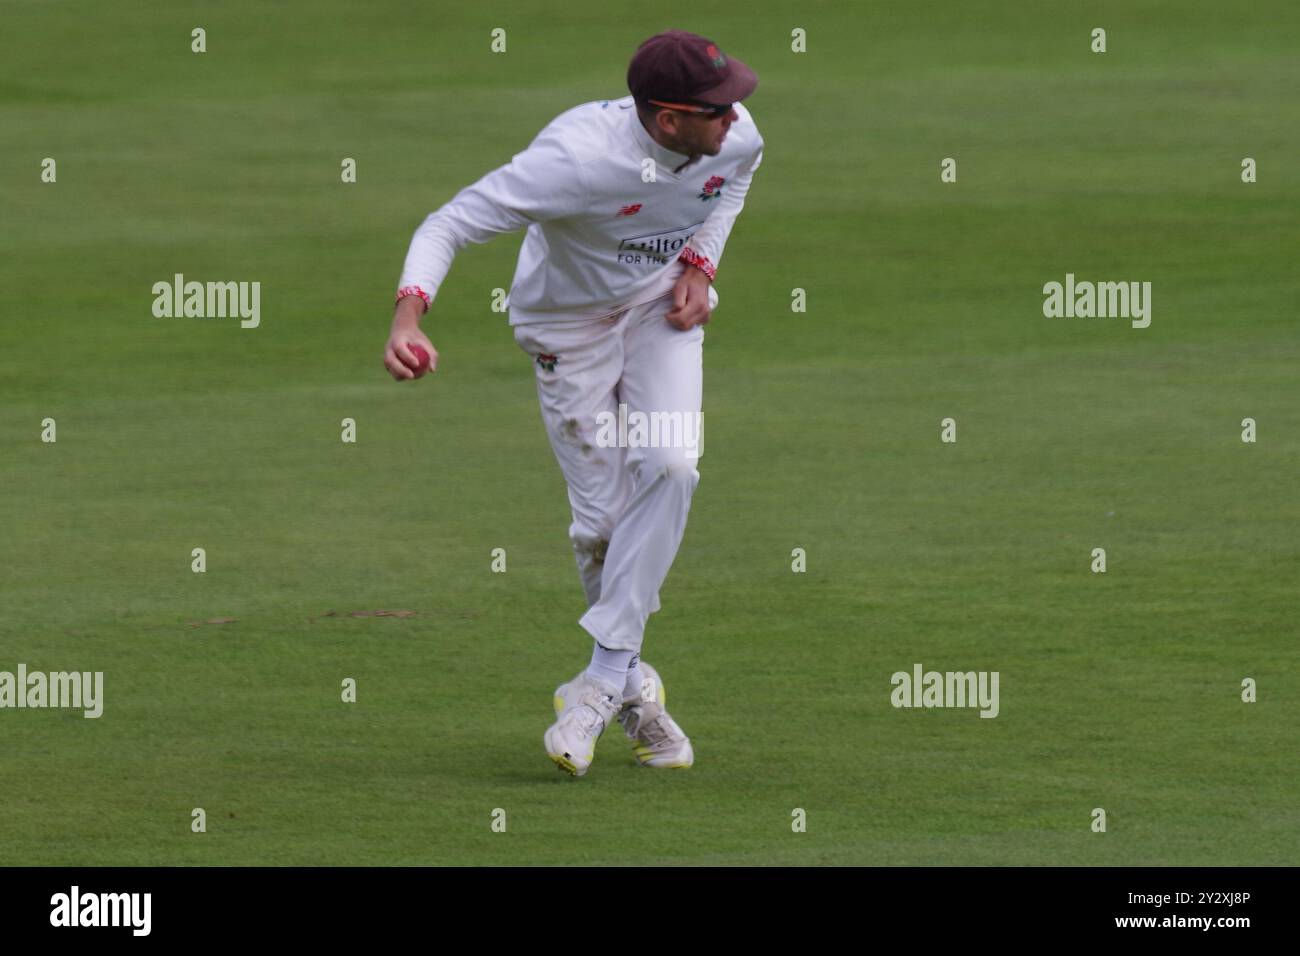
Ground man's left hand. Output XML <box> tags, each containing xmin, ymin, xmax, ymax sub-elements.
<box><xmin>665</xmin><ymin>266</ymin><xmax>712</xmax><ymax>331</ymax></box>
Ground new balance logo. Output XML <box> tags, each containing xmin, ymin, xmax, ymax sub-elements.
<box><xmin>617</xmin><ymin>204</ymin><xmax>642</xmax><ymax>217</ymax></box>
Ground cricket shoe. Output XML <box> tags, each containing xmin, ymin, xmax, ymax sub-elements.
<box><xmin>545</xmin><ymin>673</ymin><xmax>621</xmax><ymax>777</ymax></box>
<box><xmin>618</xmin><ymin>662</ymin><xmax>694</xmax><ymax>769</ymax></box>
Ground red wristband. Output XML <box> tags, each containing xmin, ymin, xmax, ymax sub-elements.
<box><xmin>678</xmin><ymin>247</ymin><xmax>716</xmax><ymax>282</ymax></box>
<box><xmin>396</xmin><ymin>286</ymin><xmax>431</xmax><ymax>311</ymax></box>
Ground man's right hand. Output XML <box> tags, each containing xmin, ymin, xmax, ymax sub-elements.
<box><xmin>385</xmin><ymin>295</ymin><xmax>439</xmax><ymax>381</ymax></box>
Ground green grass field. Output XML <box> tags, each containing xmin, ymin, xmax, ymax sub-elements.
<box><xmin>1</xmin><ymin>0</ymin><xmax>1296</xmax><ymax>865</ymax></box>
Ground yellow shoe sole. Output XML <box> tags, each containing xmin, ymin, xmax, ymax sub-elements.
<box><xmin>547</xmin><ymin>751</ymin><xmax>585</xmax><ymax>777</ymax></box>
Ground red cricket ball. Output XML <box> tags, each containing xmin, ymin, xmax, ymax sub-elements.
<box><xmin>405</xmin><ymin>344</ymin><xmax>431</xmax><ymax>376</ymax></box>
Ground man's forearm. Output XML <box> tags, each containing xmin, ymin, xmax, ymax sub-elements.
<box><xmin>393</xmin><ymin>294</ymin><xmax>427</xmax><ymax>328</ymax></box>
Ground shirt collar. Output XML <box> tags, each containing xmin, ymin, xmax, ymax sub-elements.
<box><xmin>626</xmin><ymin>105</ymin><xmax>701</xmax><ymax>176</ymax></box>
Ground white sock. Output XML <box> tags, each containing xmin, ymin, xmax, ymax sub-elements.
<box><xmin>585</xmin><ymin>643</ymin><xmax>633</xmax><ymax>698</ymax></box>
<box><xmin>623</xmin><ymin>653</ymin><xmax>644</xmax><ymax>702</ymax></box>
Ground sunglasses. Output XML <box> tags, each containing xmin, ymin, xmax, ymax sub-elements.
<box><xmin>647</xmin><ymin>99</ymin><xmax>733</xmax><ymax>120</ymax></box>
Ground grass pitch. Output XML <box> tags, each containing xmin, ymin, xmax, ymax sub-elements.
<box><xmin>1</xmin><ymin>0</ymin><xmax>1297</xmax><ymax>865</ymax></box>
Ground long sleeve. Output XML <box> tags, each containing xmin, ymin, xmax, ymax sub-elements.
<box><xmin>395</xmin><ymin>131</ymin><xmax>590</xmax><ymax>309</ymax></box>
<box><xmin>677</xmin><ymin>140</ymin><xmax>763</xmax><ymax>281</ymax></box>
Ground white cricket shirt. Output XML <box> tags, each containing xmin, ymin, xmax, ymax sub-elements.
<box><xmin>396</xmin><ymin>94</ymin><xmax>764</xmax><ymax>325</ymax></box>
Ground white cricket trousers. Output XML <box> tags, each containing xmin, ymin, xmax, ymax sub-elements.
<box><xmin>512</xmin><ymin>292</ymin><xmax>708</xmax><ymax>654</ymax></box>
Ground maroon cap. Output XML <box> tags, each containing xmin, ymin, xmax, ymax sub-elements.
<box><xmin>627</xmin><ymin>29</ymin><xmax>758</xmax><ymax>107</ymax></box>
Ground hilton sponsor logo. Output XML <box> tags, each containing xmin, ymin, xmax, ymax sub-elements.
<box><xmin>617</xmin><ymin>223</ymin><xmax>703</xmax><ymax>266</ymax></box>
